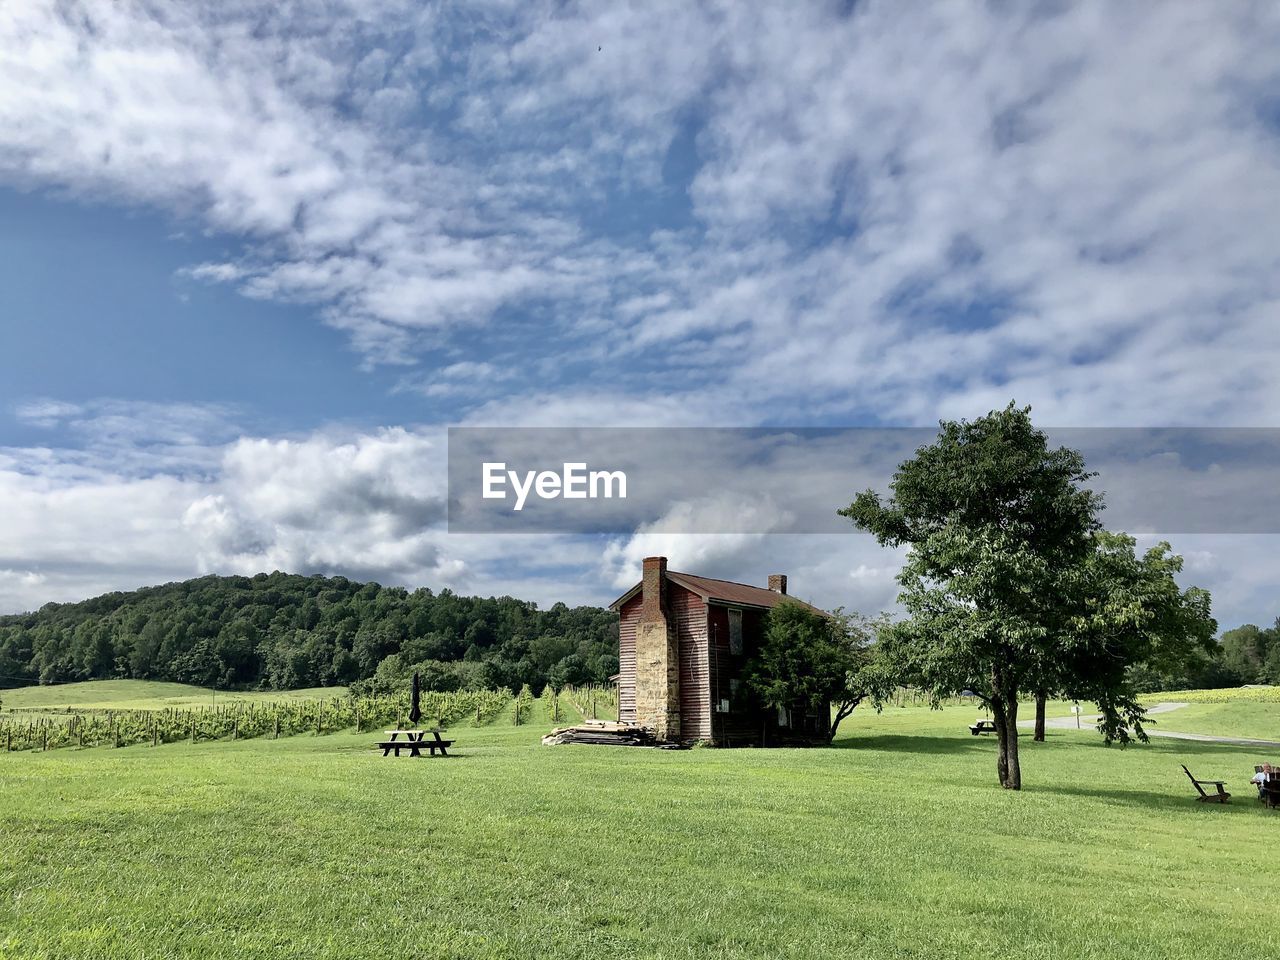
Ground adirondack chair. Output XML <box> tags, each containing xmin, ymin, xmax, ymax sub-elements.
<box><xmin>1181</xmin><ymin>764</ymin><xmax>1230</xmax><ymax>803</ymax></box>
<box><xmin>1257</xmin><ymin>766</ymin><xmax>1280</xmax><ymax>809</ymax></box>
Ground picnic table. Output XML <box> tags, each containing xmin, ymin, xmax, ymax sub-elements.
<box><xmin>376</xmin><ymin>727</ymin><xmax>454</xmax><ymax>758</ymax></box>
<box><xmin>969</xmin><ymin>719</ymin><xmax>997</xmax><ymax>736</ymax></box>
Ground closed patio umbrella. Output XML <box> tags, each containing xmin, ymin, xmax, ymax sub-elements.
<box><xmin>408</xmin><ymin>671</ymin><xmax>422</xmax><ymax>726</ymax></box>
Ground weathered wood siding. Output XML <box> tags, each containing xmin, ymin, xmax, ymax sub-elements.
<box><xmin>617</xmin><ymin>593</ymin><xmax>639</xmax><ymax>723</ymax></box>
<box><xmin>706</xmin><ymin>604</ymin><xmax>767</xmax><ymax>743</ymax></box>
<box><xmin>670</xmin><ymin>583</ymin><xmax>710</xmax><ymax>741</ymax></box>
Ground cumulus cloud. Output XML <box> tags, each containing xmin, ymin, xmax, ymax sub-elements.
<box><xmin>4</xmin><ymin>3</ymin><xmax>1278</xmax><ymax>424</ymax></box>
<box><xmin>3</xmin><ymin>4</ymin><xmax>1280</xmax><ymax>625</ymax></box>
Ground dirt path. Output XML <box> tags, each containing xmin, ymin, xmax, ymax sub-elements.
<box><xmin>1018</xmin><ymin>701</ymin><xmax>1280</xmax><ymax>748</ymax></box>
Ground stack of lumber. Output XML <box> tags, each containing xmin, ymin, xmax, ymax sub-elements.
<box><xmin>541</xmin><ymin>721</ymin><xmax>666</xmax><ymax>747</ymax></box>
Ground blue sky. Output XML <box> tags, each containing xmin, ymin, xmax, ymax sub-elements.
<box><xmin>2</xmin><ymin>1</ymin><xmax>1280</xmax><ymax>628</ymax></box>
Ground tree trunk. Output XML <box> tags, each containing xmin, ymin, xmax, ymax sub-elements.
<box><xmin>990</xmin><ymin>687</ymin><xmax>1023</xmax><ymax>790</ymax></box>
<box><xmin>1002</xmin><ymin>692</ymin><xmax>1022</xmax><ymax>789</ymax></box>
<box><xmin>991</xmin><ymin>697</ymin><xmax>1010</xmax><ymax>786</ymax></box>
<box><xmin>1034</xmin><ymin>691</ymin><xmax>1047</xmax><ymax>742</ymax></box>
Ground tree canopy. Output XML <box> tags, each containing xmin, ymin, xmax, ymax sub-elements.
<box><xmin>0</xmin><ymin>572</ymin><xmax>619</xmax><ymax>695</ymax></box>
<box><xmin>841</xmin><ymin>404</ymin><xmax>1215</xmax><ymax>789</ymax></box>
<box><xmin>742</xmin><ymin>601</ymin><xmax>882</xmax><ymax>742</ymax></box>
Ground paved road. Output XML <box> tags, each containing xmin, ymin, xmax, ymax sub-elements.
<box><xmin>1018</xmin><ymin>701</ymin><xmax>1280</xmax><ymax>748</ymax></box>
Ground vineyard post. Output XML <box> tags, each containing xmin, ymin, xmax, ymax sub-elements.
<box><xmin>190</xmin><ymin>715</ymin><xmax>196</xmax><ymax>744</ymax></box>
<box><xmin>592</xmin><ymin>696</ymin><xmax>597</xmax><ymax>720</ymax></box>
<box><xmin>476</xmin><ymin>703</ymin><xmax>481</xmax><ymax>725</ymax></box>
<box><xmin>42</xmin><ymin>725</ymin><xmax>47</xmax><ymax>752</ymax></box>
<box><xmin>233</xmin><ymin>716</ymin><xmax>238</xmax><ymax>740</ymax></box>
<box><xmin>355</xmin><ymin>703</ymin><xmax>361</xmax><ymax>734</ymax></box>
<box><xmin>152</xmin><ymin>718</ymin><xmax>158</xmax><ymax>748</ymax></box>
<box><xmin>112</xmin><ymin>719</ymin><xmax>119</xmax><ymax>749</ymax></box>
<box><xmin>274</xmin><ymin>715</ymin><xmax>280</xmax><ymax>739</ymax></box>
<box><xmin>315</xmin><ymin>701</ymin><xmax>322</xmax><ymax>736</ymax></box>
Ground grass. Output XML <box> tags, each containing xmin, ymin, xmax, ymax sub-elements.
<box><xmin>2</xmin><ymin>687</ymin><xmax>1278</xmax><ymax>960</ymax></box>
<box><xmin>1139</xmin><ymin>686</ymin><xmax>1280</xmax><ymax>704</ymax></box>
<box><xmin>1</xmin><ymin>679</ymin><xmax>346</xmax><ymax>715</ymax></box>
<box><xmin>1143</xmin><ymin>702</ymin><xmax>1280</xmax><ymax>743</ymax></box>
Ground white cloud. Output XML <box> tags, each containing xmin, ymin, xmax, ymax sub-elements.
<box><xmin>3</xmin><ymin>4</ymin><xmax>1280</xmax><ymax>626</ymax></box>
<box><xmin>6</xmin><ymin>3</ymin><xmax>1278</xmax><ymax>425</ymax></box>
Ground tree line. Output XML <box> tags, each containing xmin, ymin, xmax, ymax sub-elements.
<box><xmin>0</xmin><ymin>572</ymin><xmax>619</xmax><ymax>694</ymax></box>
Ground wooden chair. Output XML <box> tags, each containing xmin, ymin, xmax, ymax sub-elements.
<box><xmin>1181</xmin><ymin>764</ymin><xmax>1230</xmax><ymax>803</ymax></box>
<box><xmin>1260</xmin><ymin>768</ymin><xmax>1280</xmax><ymax>810</ymax></box>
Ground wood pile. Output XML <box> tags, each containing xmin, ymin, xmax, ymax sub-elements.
<box><xmin>541</xmin><ymin>720</ymin><xmax>679</xmax><ymax>748</ymax></box>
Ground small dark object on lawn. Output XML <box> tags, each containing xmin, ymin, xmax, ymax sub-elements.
<box><xmin>1182</xmin><ymin>764</ymin><xmax>1230</xmax><ymax>803</ymax></box>
<box><xmin>408</xmin><ymin>671</ymin><xmax>422</xmax><ymax>726</ymax></box>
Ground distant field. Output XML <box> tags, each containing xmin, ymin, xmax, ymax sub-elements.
<box><xmin>2</xmin><ymin>696</ymin><xmax>1275</xmax><ymax>960</ymax></box>
<box><xmin>1139</xmin><ymin>686</ymin><xmax>1280</xmax><ymax>704</ymax></box>
<box><xmin>1</xmin><ymin>679</ymin><xmax>347</xmax><ymax>713</ymax></box>
<box><xmin>1143</xmin><ymin>701</ymin><xmax>1279</xmax><ymax>742</ymax></box>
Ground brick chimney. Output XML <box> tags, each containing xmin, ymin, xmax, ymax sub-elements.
<box><xmin>768</xmin><ymin>573</ymin><xmax>788</xmax><ymax>595</ymax></box>
<box><xmin>635</xmin><ymin>557</ymin><xmax>680</xmax><ymax>740</ymax></box>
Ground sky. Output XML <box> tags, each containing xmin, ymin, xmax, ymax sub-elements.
<box><xmin>1</xmin><ymin>1</ymin><xmax>1280</xmax><ymax>629</ymax></box>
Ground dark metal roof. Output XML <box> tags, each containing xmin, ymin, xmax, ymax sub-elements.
<box><xmin>609</xmin><ymin>569</ymin><xmax>822</xmax><ymax>613</ymax></box>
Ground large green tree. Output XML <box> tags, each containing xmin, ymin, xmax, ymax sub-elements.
<box><xmin>841</xmin><ymin>404</ymin><xmax>1213</xmax><ymax>789</ymax></box>
<box><xmin>1056</xmin><ymin>531</ymin><xmax>1216</xmax><ymax>743</ymax></box>
<box><xmin>742</xmin><ymin>601</ymin><xmax>880</xmax><ymax>742</ymax></box>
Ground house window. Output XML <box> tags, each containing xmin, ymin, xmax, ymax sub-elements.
<box><xmin>728</xmin><ymin>608</ymin><xmax>743</xmax><ymax>655</ymax></box>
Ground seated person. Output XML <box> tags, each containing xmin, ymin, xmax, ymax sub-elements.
<box><xmin>1252</xmin><ymin>762</ymin><xmax>1274</xmax><ymax>796</ymax></box>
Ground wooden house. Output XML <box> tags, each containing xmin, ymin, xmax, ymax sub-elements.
<box><xmin>610</xmin><ymin>556</ymin><xmax>829</xmax><ymax>746</ymax></box>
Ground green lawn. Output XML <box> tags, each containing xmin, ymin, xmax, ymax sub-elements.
<box><xmin>1</xmin><ymin>679</ymin><xmax>346</xmax><ymax>714</ymax></box>
<box><xmin>1145</xmin><ymin>701</ymin><xmax>1280</xmax><ymax>743</ymax></box>
<box><xmin>2</xmin><ymin>695</ymin><xmax>1276</xmax><ymax>960</ymax></box>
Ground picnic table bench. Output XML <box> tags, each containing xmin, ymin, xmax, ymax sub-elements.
<box><xmin>969</xmin><ymin>719</ymin><xmax>997</xmax><ymax>736</ymax></box>
<box><xmin>377</xmin><ymin>728</ymin><xmax>454</xmax><ymax>758</ymax></box>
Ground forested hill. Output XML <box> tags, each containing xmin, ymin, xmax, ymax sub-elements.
<box><xmin>0</xmin><ymin>572</ymin><xmax>619</xmax><ymax>694</ymax></box>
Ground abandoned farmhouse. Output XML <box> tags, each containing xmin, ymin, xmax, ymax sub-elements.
<box><xmin>611</xmin><ymin>556</ymin><xmax>829</xmax><ymax>746</ymax></box>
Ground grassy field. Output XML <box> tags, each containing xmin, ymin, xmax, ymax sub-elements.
<box><xmin>2</xmin><ymin>686</ymin><xmax>1277</xmax><ymax>960</ymax></box>
<box><xmin>1143</xmin><ymin>702</ymin><xmax>1280</xmax><ymax>742</ymax></box>
<box><xmin>1</xmin><ymin>679</ymin><xmax>346</xmax><ymax>713</ymax></box>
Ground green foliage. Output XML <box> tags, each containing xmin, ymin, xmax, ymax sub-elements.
<box><xmin>1061</xmin><ymin>531</ymin><xmax>1217</xmax><ymax>742</ymax></box>
<box><xmin>1137</xmin><ymin>685</ymin><xmax>1280</xmax><ymax>704</ymax></box>
<box><xmin>0</xmin><ymin>572</ymin><xmax>619</xmax><ymax>696</ymax></box>
<box><xmin>742</xmin><ymin>602</ymin><xmax>882</xmax><ymax>741</ymax></box>
<box><xmin>0</xmin><ymin>685</ymin><xmax>520</xmax><ymax>752</ymax></box>
<box><xmin>841</xmin><ymin>403</ymin><xmax>1215</xmax><ymax>789</ymax></box>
